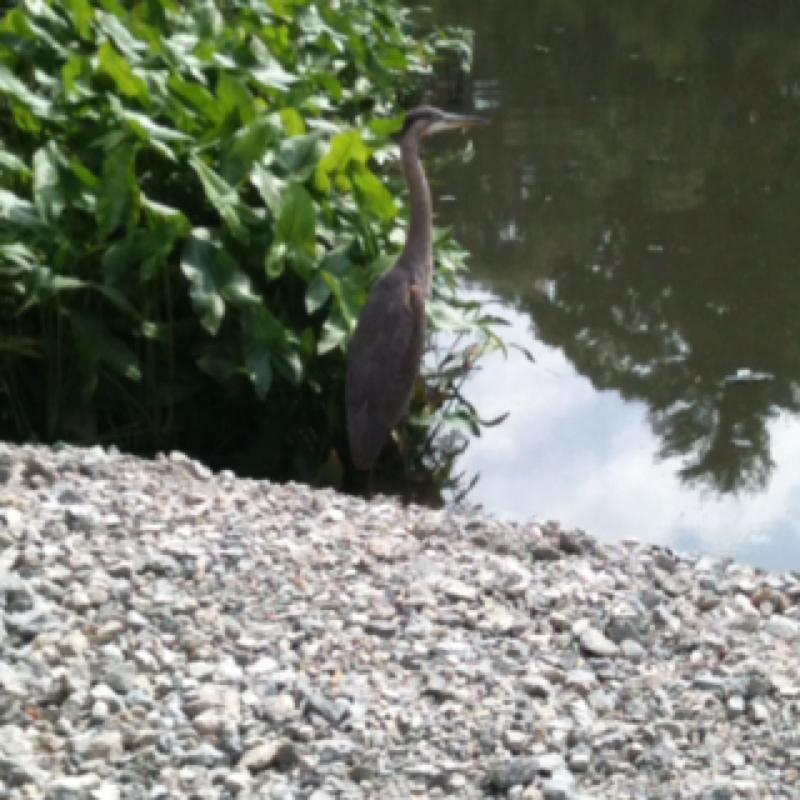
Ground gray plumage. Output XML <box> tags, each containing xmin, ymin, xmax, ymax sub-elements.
<box><xmin>346</xmin><ymin>106</ymin><xmax>486</xmax><ymax>470</ymax></box>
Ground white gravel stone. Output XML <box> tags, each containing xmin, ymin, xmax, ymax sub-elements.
<box><xmin>0</xmin><ymin>442</ymin><xmax>798</xmax><ymax>798</ymax></box>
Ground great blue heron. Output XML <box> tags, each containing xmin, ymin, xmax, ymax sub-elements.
<box><xmin>346</xmin><ymin>106</ymin><xmax>486</xmax><ymax>471</ymax></box>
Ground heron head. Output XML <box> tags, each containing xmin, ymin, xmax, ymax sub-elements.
<box><xmin>400</xmin><ymin>106</ymin><xmax>488</xmax><ymax>145</ymax></box>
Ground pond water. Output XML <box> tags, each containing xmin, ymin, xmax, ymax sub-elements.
<box><xmin>419</xmin><ymin>0</ymin><xmax>800</xmax><ymax>570</ymax></box>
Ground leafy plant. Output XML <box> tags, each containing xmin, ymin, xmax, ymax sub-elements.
<box><xmin>0</xmin><ymin>0</ymin><xmax>498</xmax><ymax>487</ymax></box>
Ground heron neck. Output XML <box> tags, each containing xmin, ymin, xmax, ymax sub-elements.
<box><xmin>400</xmin><ymin>141</ymin><xmax>432</xmax><ymax>290</ymax></box>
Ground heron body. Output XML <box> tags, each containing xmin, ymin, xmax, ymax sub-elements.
<box><xmin>346</xmin><ymin>107</ymin><xmax>485</xmax><ymax>471</ymax></box>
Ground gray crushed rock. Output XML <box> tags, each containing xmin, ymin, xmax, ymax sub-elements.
<box><xmin>1</xmin><ymin>442</ymin><xmax>799</xmax><ymax>800</ymax></box>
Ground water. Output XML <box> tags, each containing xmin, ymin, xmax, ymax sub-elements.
<box><xmin>420</xmin><ymin>0</ymin><xmax>800</xmax><ymax>570</ymax></box>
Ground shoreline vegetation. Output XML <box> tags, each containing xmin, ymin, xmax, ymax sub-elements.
<box><xmin>0</xmin><ymin>0</ymin><xmax>504</xmax><ymax>501</ymax></box>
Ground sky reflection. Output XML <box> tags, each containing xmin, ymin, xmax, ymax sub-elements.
<box><xmin>455</xmin><ymin>289</ymin><xmax>800</xmax><ymax>571</ymax></box>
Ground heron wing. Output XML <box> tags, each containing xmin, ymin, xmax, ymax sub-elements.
<box><xmin>346</xmin><ymin>271</ymin><xmax>426</xmax><ymax>469</ymax></box>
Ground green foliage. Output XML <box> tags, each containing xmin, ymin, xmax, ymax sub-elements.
<box><xmin>0</xmin><ymin>0</ymin><xmax>493</xmax><ymax>483</ymax></box>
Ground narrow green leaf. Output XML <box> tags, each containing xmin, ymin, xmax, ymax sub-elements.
<box><xmin>69</xmin><ymin>158</ymin><xmax>98</xmax><ymax>187</ymax></box>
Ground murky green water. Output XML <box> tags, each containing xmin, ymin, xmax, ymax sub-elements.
<box><xmin>421</xmin><ymin>0</ymin><xmax>800</xmax><ymax>570</ymax></box>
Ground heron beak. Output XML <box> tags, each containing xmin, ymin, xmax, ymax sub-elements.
<box><xmin>441</xmin><ymin>112</ymin><xmax>489</xmax><ymax>130</ymax></box>
<box><xmin>424</xmin><ymin>113</ymin><xmax>489</xmax><ymax>136</ymax></box>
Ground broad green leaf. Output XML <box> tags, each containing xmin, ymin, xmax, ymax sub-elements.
<box><xmin>92</xmin><ymin>284</ymin><xmax>139</xmax><ymax>318</ymax></box>
<box><xmin>33</xmin><ymin>143</ymin><xmax>65</xmax><ymax>224</ymax></box>
<box><xmin>0</xmin><ymin>65</ymin><xmax>51</xmax><ymax>117</ymax></box>
<box><xmin>0</xmin><ymin>151</ymin><xmax>31</xmax><ymax>177</ymax></box>
<box><xmin>278</xmin><ymin>132</ymin><xmax>324</xmax><ymax>180</ymax></box>
<box><xmin>0</xmin><ymin>189</ymin><xmax>47</xmax><ymax>230</ymax></box>
<box><xmin>273</xmin><ymin>348</ymin><xmax>303</xmax><ymax>386</ymax></box>
<box><xmin>213</xmin><ymin>251</ymin><xmax>260</xmax><ymax>308</ymax></box>
<box><xmin>244</xmin><ymin>347</ymin><xmax>272</xmax><ymax>399</ymax></box>
<box><xmin>0</xmin><ymin>243</ymin><xmax>36</xmax><ymax>270</ymax></box>
<box><xmin>189</xmin><ymin>155</ymin><xmax>249</xmax><ymax>242</ymax></box>
<box><xmin>242</xmin><ymin>305</ymin><xmax>303</xmax><ymax>387</ymax></box>
<box><xmin>353</xmin><ymin>166</ymin><xmax>396</xmax><ymax>219</ymax></box>
<box><xmin>196</xmin><ymin>356</ymin><xmax>239</xmax><ymax>385</ymax></box>
<box><xmin>275</xmin><ymin>184</ymin><xmax>315</xmax><ymax>253</ymax></box>
<box><xmin>318</xmin><ymin>308</ymin><xmax>348</xmax><ymax>354</ymax></box>
<box><xmin>251</xmin><ymin>163</ymin><xmax>284</xmax><ymax>216</ymax></box>
<box><xmin>280</xmin><ymin>108</ymin><xmax>305</xmax><ymax>136</ymax></box>
<box><xmin>168</xmin><ymin>76</ymin><xmax>220</xmax><ymax>122</ymax></box>
<box><xmin>192</xmin><ymin>0</ymin><xmax>223</xmax><ymax>38</ymax></box>
<box><xmin>265</xmin><ymin>241</ymin><xmax>287</xmax><ymax>280</ymax></box>
<box><xmin>369</xmin><ymin>115</ymin><xmax>403</xmax><ymax>137</ymax></box>
<box><xmin>216</xmin><ymin>72</ymin><xmax>255</xmax><ymax>124</ymax></box>
<box><xmin>317</xmin><ymin>129</ymin><xmax>368</xmax><ymax>175</ymax></box>
<box><xmin>250</xmin><ymin>59</ymin><xmax>298</xmax><ymax>91</ymax></box>
<box><xmin>180</xmin><ymin>230</ymin><xmax>224</xmax><ymax>334</ymax></box>
<box><xmin>141</xmin><ymin>194</ymin><xmax>186</xmax><ymax>221</ymax></box>
<box><xmin>305</xmin><ymin>271</ymin><xmax>331</xmax><ymax>314</ymax></box>
<box><xmin>221</xmin><ymin>116</ymin><xmax>281</xmax><ymax>186</ymax></box>
<box><xmin>65</xmin><ymin>0</ymin><xmax>93</xmax><ymax>38</ymax></box>
<box><xmin>97</xmin><ymin>42</ymin><xmax>149</xmax><ymax>103</ymax></box>
<box><xmin>250</xmin><ymin>37</ymin><xmax>297</xmax><ymax>90</ymax></box>
<box><xmin>380</xmin><ymin>47</ymin><xmax>407</xmax><ymax>69</ymax></box>
<box><xmin>62</xmin><ymin>55</ymin><xmax>88</xmax><ymax>96</ymax></box>
<box><xmin>319</xmin><ymin>248</ymin><xmax>352</xmax><ymax>278</ymax></box>
<box><xmin>70</xmin><ymin>312</ymin><xmax>142</xmax><ymax>403</ymax></box>
<box><xmin>17</xmin><ymin>267</ymin><xmax>86</xmax><ymax>313</ymax></box>
<box><xmin>97</xmin><ymin>143</ymin><xmax>138</xmax><ymax>238</ymax></box>
<box><xmin>121</xmin><ymin>108</ymin><xmax>191</xmax><ymax>143</ymax></box>
<box><xmin>96</xmin><ymin>11</ymin><xmax>145</xmax><ymax>62</ymax></box>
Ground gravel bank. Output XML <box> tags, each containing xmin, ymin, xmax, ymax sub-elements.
<box><xmin>1</xmin><ymin>442</ymin><xmax>799</xmax><ymax>800</ymax></box>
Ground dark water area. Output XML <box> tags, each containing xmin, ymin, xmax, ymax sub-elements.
<box><xmin>416</xmin><ymin>1</ymin><xmax>800</xmax><ymax>570</ymax></box>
